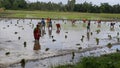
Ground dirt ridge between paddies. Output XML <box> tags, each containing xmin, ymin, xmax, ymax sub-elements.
<box><xmin>0</xmin><ymin>17</ymin><xmax>120</xmax><ymax>22</ymax></box>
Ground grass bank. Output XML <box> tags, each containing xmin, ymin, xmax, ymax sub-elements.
<box><xmin>55</xmin><ymin>53</ymin><xmax>120</xmax><ymax>68</ymax></box>
<box><xmin>0</xmin><ymin>10</ymin><xmax>120</xmax><ymax>20</ymax></box>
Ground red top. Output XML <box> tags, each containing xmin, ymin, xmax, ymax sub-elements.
<box><xmin>56</xmin><ymin>24</ymin><xmax>60</xmax><ymax>28</ymax></box>
<box><xmin>83</xmin><ymin>19</ymin><xmax>87</xmax><ymax>23</ymax></box>
<box><xmin>47</xmin><ymin>18</ymin><xmax>50</xmax><ymax>23</ymax></box>
<box><xmin>34</xmin><ymin>28</ymin><xmax>41</xmax><ymax>40</ymax></box>
<box><xmin>98</xmin><ymin>20</ymin><xmax>101</xmax><ymax>23</ymax></box>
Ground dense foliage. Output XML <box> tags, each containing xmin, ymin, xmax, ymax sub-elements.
<box><xmin>0</xmin><ymin>0</ymin><xmax>120</xmax><ymax>13</ymax></box>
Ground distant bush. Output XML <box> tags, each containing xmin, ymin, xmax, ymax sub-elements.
<box><xmin>0</xmin><ymin>8</ymin><xmax>5</xmax><ymax>12</ymax></box>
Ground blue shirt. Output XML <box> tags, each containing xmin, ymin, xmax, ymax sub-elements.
<box><xmin>41</xmin><ymin>20</ymin><xmax>45</xmax><ymax>26</ymax></box>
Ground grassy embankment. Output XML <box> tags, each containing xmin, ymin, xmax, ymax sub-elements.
<box><xmin>55</xmin><ymin>53</ymin><xmax>120</xmax><ymax>68</ymax></box>
<box><xmin>0</xmin><ymin>10</ymin><xmax>120</xmax><ymax>20</ymax></box>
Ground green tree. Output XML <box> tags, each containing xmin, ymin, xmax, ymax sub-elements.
<box><xmin>100</xmin><ymin>3</ymin><xmax>112</xmax><ymax>13</ymax></box>
<box><xmin>74</xmin><ymin>4</ymin><xmax>82</xmax><ymax>12</ymax></box>
<box><xmin>0</xmin><ymin>0</ymin><xmax>3</xmax><ymax>7</ymax></box>
<box><xmin>112</xmin><ymin>4</ymin><xmax>120</xmax><ymax>13</ymax></box>
<box><xmin>2</xmin><ymin>0</ymin><xmax>12</xmax><ymax>9</ymax></box>
<box><xmin>13</xmin><ymin>0</ymin><xmax>19</xmax><ymax>9</ymax></box>
<box><xmin>1</xmin><ymin>0</ymin><xmax>27</xmax><ymax>9</ymax></box>
<box><xmin>67</xmin><ymin>0</ymin><xmax>76</xmax><ymax>11</ymax></box>
<box><xmin>17</xmin><ymin>0</ymin><xmax>27</xmax><ymax>9</ymax></box>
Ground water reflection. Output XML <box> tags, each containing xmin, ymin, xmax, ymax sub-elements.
<box><xmin>48</xmin><ymin>27</ymin><xmax>52</xmax><ymax>37</ymax></box>
<box><xmin>41</xmin><ymin>27</ymin><xmax>45</xmax><ymax>37</ymax></box>
<box><xmin>87</xmin><ymin>32</ymin><xmax>90</xmax><ymax>41</ymax></box>
<box><xmin>111</xmin><ymin>45</ymin><xmax>120</xmax><ymax>50</ymax></box>
<box><xmin>56</xmin><ymin>29</ymin><xmax>60</xmax><ymax>34</ymax></box>
<box><xmin>20</xmin><ymin>59</ymin><xmax>26</xmax><ymax>68</ymax></box>
<box><xmin>33</xmin><ymin>40</ymin><xmax>41</xmax><ymax>50</ymax></box>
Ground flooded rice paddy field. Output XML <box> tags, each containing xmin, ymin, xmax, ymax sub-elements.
<box><xmin>0</xmin><ymin>18</ymin><xmax>120</xmax><ymax>68</ymax></box>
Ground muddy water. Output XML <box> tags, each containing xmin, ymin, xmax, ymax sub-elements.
<box><xmin>112</xmin><ymin>45</ymin><xmax>120</xmax><ymax>50</ymax></box>
<box><xmin>0</xmin><ymin>18</ymin><xmax>119</xmax><ymax>68</ymax></box>
<box><xmin>8</xmin><ymin>47</ymin><xmax>116</xmax><ymax>68</ymax></box>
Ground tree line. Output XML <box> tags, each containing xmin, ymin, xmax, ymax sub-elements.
<box><xmin>0</xmin><ymin>0</ymin><xmax>120</xmax><ymax>13</ymax></box>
